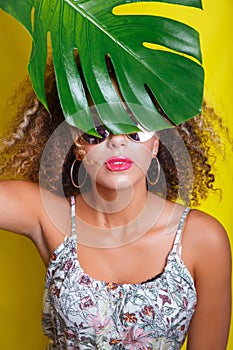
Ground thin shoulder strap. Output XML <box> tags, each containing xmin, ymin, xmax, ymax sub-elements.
<box><xmin>172</xmin><ymin>207</ymin><xmax>190</xmax><ymax>256</ymax></box>
<box><xmin>70</xmin><ymin>196</ymin><xmax>76</xmax><ymax>236</ymax></box>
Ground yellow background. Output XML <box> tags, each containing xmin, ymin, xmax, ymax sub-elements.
<box><xmin>0</xmin><ymin>1</ymin><xmax>232</xmax><ymax>349</ymax></box>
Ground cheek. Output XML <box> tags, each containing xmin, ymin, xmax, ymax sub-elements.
<box><xmin>135</xmin><ymin>149</ymin><xmax>153</xmax><ymax>174</ymax></box>
<box><xmin>133</xmin><ymin>140</ymin><xmax>156</xmax><ymax>174</ymax></box>
<box><xmin>82</xmin><ymin>144</ymin><xmax>104</xmax><ymax>163</ymax></box>
<box><xmin>81</xmin><ymin>144</ymin><xmax>105</xmax><ymax>178</ymax></box>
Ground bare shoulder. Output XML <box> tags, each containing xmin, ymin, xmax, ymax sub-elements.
<box><xmin>0</xmin><ymin>180</ymin><xmax>71</xmax><ymax>263</ymax></box>
<box><xmin>0</xmin><ymin>179</ymin><xmax>43</xmax><ymax>213</ymax></box>
<box><xmin>183</xmin><ymin>208</ymin><xmax>231</xmax><ymax>280</ymax></box>
<box><xmin>0</xmin><ymin>179</ymin><xmax>41</xmax><ymax>199</ymax></box>
<box><xmin>0</xmin><ymin>179</ymin><xmax>66</xmax><ymax>211</ymax></box>
<box><xmin>1</xmin><ymin>179</ymin><xmax>70</xmax><ymax>224</ymax></box>
<box><xmin>185</xmin><ymin>208</ymin><xmax>230</xmax><ymax>251</ymax></box>
<box><xmin>185</xmin><ymin>209</ymin><xmax>232</xmax><ymax>348</ymax></box>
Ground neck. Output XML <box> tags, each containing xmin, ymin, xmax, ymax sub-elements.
<box><xmin>76</xmin><ymin>186</ymin><xmax>166</xmax><ymax>248</ymax></box>
<box><xmin>81</xmin><ymin>179</ymin><xmax>149</xmax><ymax>228</ymax></box>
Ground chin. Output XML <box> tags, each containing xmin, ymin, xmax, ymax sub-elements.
<box><xmin>100</xmin><ymin>175</ymin><xmax>146</xmax><ymax>193</ymax></box>
<box><xmin>104</xmin><ymin>179</ymin><xmax>133</xmax><ymax>191</ymax></box>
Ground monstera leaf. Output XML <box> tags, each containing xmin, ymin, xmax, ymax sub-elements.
<box><xmin>0</xmin><ymin>0</ymin><xmax>204</xmax><ymax>134</ymax></box>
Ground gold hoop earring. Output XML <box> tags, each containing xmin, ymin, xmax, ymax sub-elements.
<box><xmin>70</xmin><ymin>159</ymin><xmax>87</xmax><ymax>189</ymax></box>
<box><xmin>147</xmin><ymin>157</ymin><xmax>161</xmax><ymax>186</ymax></box>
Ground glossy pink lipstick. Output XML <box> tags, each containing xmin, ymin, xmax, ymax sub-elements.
<box><xmin>105</xmin><ymin>156</ymin><xmax>133</xmax><ymax>172</ymax></box>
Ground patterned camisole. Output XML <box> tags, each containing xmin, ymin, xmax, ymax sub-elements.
<box><xmin>42</xmin><ymin>197</ymin><xmax>197</xmax><ymax>349</ymax></box>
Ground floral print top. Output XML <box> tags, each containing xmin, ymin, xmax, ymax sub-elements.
<box><xmin>42</xmin><ymin>198</ymin><xmax>196</xmax><ymax>349</ymax></box>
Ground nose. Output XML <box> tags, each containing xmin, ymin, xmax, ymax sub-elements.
<box><xmin>107</xmin><ymin>134</ymin><xmax>128</xmax><ymax>149</ymax></box>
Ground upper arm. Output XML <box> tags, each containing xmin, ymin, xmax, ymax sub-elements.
<box><xmin>0</xmin><ymin>180</ymin><xmax>72</xmax><ymax>264</ymax></box>
<box><xmin>186</xmin><ymin>210</ymin><xmax>232</xmax><ymax>349</ymax></box>
<box><xmin>0</xmin><ymin>180</ymin><xmax>42</xmax><ymax>238</ymax></box>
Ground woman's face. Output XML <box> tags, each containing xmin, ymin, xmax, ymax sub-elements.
<box><xmin>78</xmin><ymin>130</ymin><xmax>159</xmax><ymax>193</ymax></box>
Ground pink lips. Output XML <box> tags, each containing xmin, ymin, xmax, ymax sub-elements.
<box><xmin>105</xmin><ymin>156</ymin><xmax>133</xmax><ymax>172</ymax></box>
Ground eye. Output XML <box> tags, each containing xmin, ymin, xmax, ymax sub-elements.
<box><xmin>128</xmin><ymin>132</ymin><xmax>140</xmax><ymax>142</ymax></box>
<box><xmin>95</xmin><ymin>126</ymin><xmax>110</xmax><ymax>139</ymax></box>
<box><xmin>128</xmin><ymin>131</ymin><xmax>154</xmax><ymax>142</ymax></box>
<box><xmin>80</xmin><ymin>126</ymin><xmax>110</xmax><ymax>144</ymax></box>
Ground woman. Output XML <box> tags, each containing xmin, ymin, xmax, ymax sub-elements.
<box><xmin>0</xmin><ymin>59</ymin><xmax>231</xmax><ymax>349</ymax></box>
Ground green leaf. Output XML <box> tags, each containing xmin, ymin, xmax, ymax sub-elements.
<box><xmin>0</xmin><ymin>0</ymin><xmax>204</xmax><ymax>133</ymax></box>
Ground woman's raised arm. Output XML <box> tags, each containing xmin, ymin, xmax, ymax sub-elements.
<box><xmin>0</xmin><ymin>179</ymin><xmax>72</xmax><ymax>264</ymax></box>
<box><xmin>0</xmin><ymin>180</ymin><xmax>42</xmax><ymax>239</ymax></box>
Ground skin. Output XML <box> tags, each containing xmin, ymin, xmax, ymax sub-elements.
<box><xmin>0</xmin><ymin>133</ymin><xmax>231</xmax><ymax>349</ymax></box>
